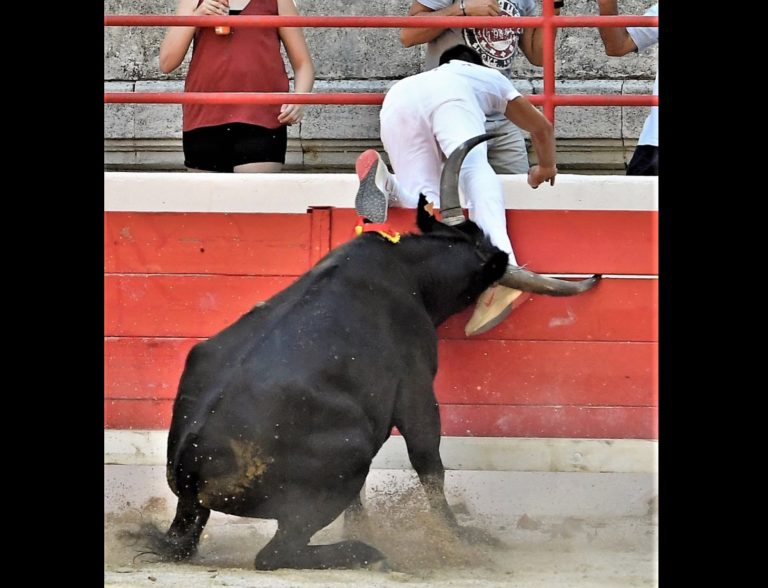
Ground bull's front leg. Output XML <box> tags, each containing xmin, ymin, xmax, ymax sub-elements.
<box><xmin>393</xmin><ymin>383</ymin><xmax>499</xmax><ymax>546</ymax></box>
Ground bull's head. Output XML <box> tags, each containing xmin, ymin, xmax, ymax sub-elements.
<box><xmin>437</xmin><ymin>133</ymin><xmax>601</xmax><ymax>296</ymax></box>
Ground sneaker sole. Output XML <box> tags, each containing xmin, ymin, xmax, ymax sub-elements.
<box><xmin>355</xmin><ymin>151</ymin><xmax>389</xmax><ymax>223</ymax></box>
<box><xmin>355</xmin><ymin>149</ymin><xmax>379</xmax><ymax>180</ymax></box>
<box><xmin>465</xmin><ymin>303</ymin><xmax>515</xmax><ymax>336</ymax></box>
<box><xmin>464</xmin><ymin>292</ymin><xmax>531</xmax><ymax>336</ymax></box>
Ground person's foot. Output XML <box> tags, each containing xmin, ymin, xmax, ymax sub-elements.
<box><xmin>464</xmin><ymin>285</ymin><xmax>529</xmax><ymax>336</ymax></box>
<box><xmin>355</xmin><ymin>150</ymin><xmax>392</xmax><ymax>223</ymax></box>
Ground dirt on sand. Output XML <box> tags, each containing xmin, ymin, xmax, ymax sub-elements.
<box><xmin>105</xmin><ymin>486</ymin><xmax>657</xmax><ymax>587</ymax></box>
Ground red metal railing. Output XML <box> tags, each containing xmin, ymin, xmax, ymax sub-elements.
<box><xmin>104</xmin><ymin>13</ymin><xmax>659</xmax><ymax>123</ymax></box>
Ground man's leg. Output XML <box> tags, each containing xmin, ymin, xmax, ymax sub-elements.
<box><xmin>455</xmin><ymin>145</ymin><xmax>529</xmax><ymax>335</ymax></box>
<box><xmin>432</xmin><ymin>105</ymin><xmax>530</xmax><ymax>336</ymax></box>
<box><xmin>432</xmin><ymin>105</ymin><xmax>515</xmax><ymax>259</ymax></box>
<box><xmin>379</xmin><ymin>108</ymin><xmax>444</xmax><ymax>208</ymax></box>
<box><xmin>485</xmin><ymin>118</ymin><xmax>530</xmax><ymax>175</ymax></box>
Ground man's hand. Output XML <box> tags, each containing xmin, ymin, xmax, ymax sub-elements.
<box><xmin>463</xmin><ymin>0</ymin><xmax>502</xmax><ymax>16</ymax></box>
<box><xmin>527</xmin><ymin>164</ymin><xmax>557</xmax><ymax>188</ymax></box>
<box><xmin>194</xmin><ymin>0</ymin><xmax>229</xmax><ymax>16</ymax></box>
<box><xmin>278</xmin><ymin>103</ymin><xmax>305</xmax><ymax>125</ymax></box>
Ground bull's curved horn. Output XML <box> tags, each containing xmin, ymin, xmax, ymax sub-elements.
<box><xmin>439</xmin><ymin>132</ymin><xmax>502</xmax><ymax>225</ymax></box>
<box><xmin>499</xmin><ymin>266</ymin><xmax>602</xmax><ymax>296</ymax></box>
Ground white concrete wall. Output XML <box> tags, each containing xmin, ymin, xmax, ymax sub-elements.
<box><xmin>104</xmin><ymin>172</ymin><xmax>658</xmax><ymax>212</ymax></box>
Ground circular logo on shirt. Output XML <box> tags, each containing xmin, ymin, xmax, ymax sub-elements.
<box><xmin>463</xmin><ymin>0</ymin><xmax>522</xmax><ymax>70</ymax></box>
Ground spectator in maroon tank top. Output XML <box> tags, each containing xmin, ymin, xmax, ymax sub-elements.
<box><xmin>160</xmin><ymin>0</ymin><xmax>315</xmax><ymax>172</ymax></box>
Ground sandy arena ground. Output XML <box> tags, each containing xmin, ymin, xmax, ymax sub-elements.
<box><xmin>105</xmin><ymin>489</ymin><xmax>658</xmax><ymax>587</ymax></box>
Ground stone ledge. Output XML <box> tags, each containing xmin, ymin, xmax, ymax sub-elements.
<box><xmin>104</xmin><ymin>137</ymin><xmax>638</xmax><ymax>173</ymax></box>
<box><xmin>105</xmin><ymin>79</ymin><xmax>652</xmax><ymax>142</ymax></box>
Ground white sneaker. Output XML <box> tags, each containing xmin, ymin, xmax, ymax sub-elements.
<box><xmin>355</xmin><ymin>150</ymin><xmax>392</xmax><ymax>223</ymax></box>
<box><xmin>464</xmin><ymin>285</ymin><xmax>529</xmax><ymax>336</ymax></box>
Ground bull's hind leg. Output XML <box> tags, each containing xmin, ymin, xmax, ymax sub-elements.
<box><xmin>254</xmin><ymin>501</ymin><xmax>387</xmax><ymax>570</ymax></box>
<box><xmin>150</xmin><ymin>494</ymin><xmax>210</xmax><ymax>561</ymax></box>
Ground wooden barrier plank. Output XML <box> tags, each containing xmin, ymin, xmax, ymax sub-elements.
<box><xmin>105</xmin><ymin>399</ymin><xmax>171</xmax><ymax>430</ymax></box>
<box><xmin>104</xmin><ymin>210</ymin><xmax>657</xmax><ymax>277</ymax></box>
<box><xmin>105</xmin><ymin>212</ymin><xmax>311</xmax><ymax>275</ymax></box>
<box><xmin>439</xmin><ymin>278</ymin><xmax>657</xmax><ymax>342</ymax></box>
<box><xmin>104</xmin><ymin>399</ymin><xmax>657</xmax><ymax>439</ymax></box>
<box><xmin>105</xmin><ymin>337</ymin><xmax>199</xmax><ymax>400</ymax></box>
<box><xmin>105</xmin><ymin>275</ymin><xmax>654</xmax><ymax>341</ymax></box>
<box><xmin>105</xmin><ymin>275</ymin><xmax>295</xmax><ymax>337</ymax></box>
<box><xmin>330</xmin><ymin>209</ymin><xmax>658</xmax><ymax>275</ymax></box>
<box><xmin>440</xmin><ymin>405</ymin><xmax>658</xmax><ymax>439</ymax></box>
<box><xmin>436</xmin><ymin>340</ymin><xmax>656</xmax><ymax>406</ymax></box>
<box><xmin>106</xmin><ymin>338</ymin><xmax>655</xmax><ymax>407</ymax></box>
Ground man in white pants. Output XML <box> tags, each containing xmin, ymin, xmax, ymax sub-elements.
<box><xmin>355</xmin><ymin>45</ymin><xmax>558</xmax><ymax>336</ymax></box>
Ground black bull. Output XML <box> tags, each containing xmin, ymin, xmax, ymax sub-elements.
<box><xmin>149</xmin><ymin>135</ymin><xmax>600</xmax><ymax>570</ymax></box>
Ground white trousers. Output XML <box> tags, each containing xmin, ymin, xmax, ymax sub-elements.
<box><xmin>380</xmin><ymin>100</ymin><xmax>517</xmax><ymax>263</ymax></box>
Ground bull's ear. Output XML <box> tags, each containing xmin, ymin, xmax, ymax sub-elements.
<box><xmin>416</xmin><ymin>193</ymin><xmax>438</xmax><ymax>233</ymax></box>
<box><xmin>481</xmin><ymin>251</ymin><xmax>509</xmax><ymax>285</ymax></box>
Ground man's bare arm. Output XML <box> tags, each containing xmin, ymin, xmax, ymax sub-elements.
<box><xmin>519</xmin><ymin>2</ymin><xmax>562</xmax><ymax>67</ymax></box>
<box><xmin>400</xmin><ymin>0</ymin><xmax>502</xmax><ymax>48</ymax></box>
<box><xmin>596</xmin><ymin>0</ymin><xmax>638</xmax><ymax>56</ymax></box>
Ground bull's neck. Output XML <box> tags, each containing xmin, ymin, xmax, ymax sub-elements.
<box><xmin>402</xmin><ymin>250</ymin><xmax>476</xmax><ymax>327</ymax></box>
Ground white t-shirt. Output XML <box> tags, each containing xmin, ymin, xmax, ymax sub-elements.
<box><xmin>382</xmin><ymin>60</ymin><xmax>521</xmax><ymax>121</ymax></box>
<box><xmin>628</xmin><ymin>3</ymin><xmax>659</xmax><ymax>146</ymax></box>
<box><xmin>419</xmin><ymin>0</ymin><xmax>536</xmax><ymax>74</ymax></box>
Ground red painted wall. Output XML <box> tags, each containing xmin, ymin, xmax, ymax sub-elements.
<box><xmin>105</xmin><ymin>207</ymin><xmax>658</xmax><ymax>439</ymax></box>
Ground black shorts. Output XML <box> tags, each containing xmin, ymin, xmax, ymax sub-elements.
<box><xmin>183</xmin><ymin>122</ymin><xmax>288</xmax><ymax>172</ymax></box>
<box><xmin>626</xmin><ymin>145</ymin><xmax>658</xmax><ymax>176</ymax></box>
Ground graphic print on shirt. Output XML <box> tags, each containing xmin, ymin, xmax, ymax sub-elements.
<box><xmin>462</xmin><ymin>0</ymin><xmax>523</xmax><ymax>70</ymax></box>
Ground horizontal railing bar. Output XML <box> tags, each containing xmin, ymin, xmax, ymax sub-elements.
<box><xmin>104</xmin><ymin>92</ymin><xmax>658</xmax><ymax>107</ymax></box>
<box><xmin>104</xmin><ymin>15</ymin><xmax>658</xmax><ymax>29</ymax></box>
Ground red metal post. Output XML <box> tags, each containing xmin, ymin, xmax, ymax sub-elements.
<box><xmin>542</xmin><ymin>3</ymin><xmax>556</xmax><ymax>123</ymax></box>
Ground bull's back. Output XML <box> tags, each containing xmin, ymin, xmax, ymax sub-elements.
<box><xmin>166</xmin><ymin>237</ymin><xmax>436</xmax><ymax>506</ymax></box>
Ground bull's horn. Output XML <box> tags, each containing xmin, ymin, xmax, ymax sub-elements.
<box><xmin>499</xmin><ymin>266</ymin><xmax>602</xmax><ymax>296</ymax></box>
<box><xmin>439</xmin><ymin>132</ymin><xmax>502</xmax><ymax>226</ymax></box>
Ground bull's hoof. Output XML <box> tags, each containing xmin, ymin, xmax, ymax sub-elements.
<box><xmin>254</xmin><ymin>539</ymin><xmax>389</xmax><ymax>570</ymax></box>
<box><xmin>122</xmin><ymin>523</ymin><xmax>199</xmax><ymax>562</ymax></box>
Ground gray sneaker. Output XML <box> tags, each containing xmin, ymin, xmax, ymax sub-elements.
<box><xmin>355</xmin><ymin>150</ymin><xmax>390</xmax><ymax>223</ymax></box>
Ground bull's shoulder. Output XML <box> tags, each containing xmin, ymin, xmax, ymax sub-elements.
<box><xmin>311</xmin><ymin>235</ymin><xmax>419</xmax><ymax>285</ymax></box>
